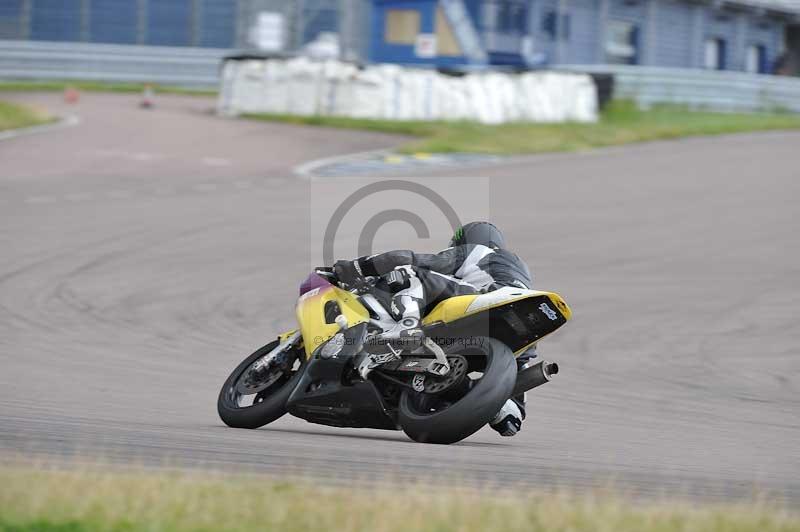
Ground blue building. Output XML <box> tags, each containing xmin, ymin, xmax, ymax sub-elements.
<box><xmin>370</xmin><ymin>0</ymin><xmax>799</xmax><ymax>73</ymax></box>
<box><xmin>0</xmin><ymin>0</ymin><xmax>797</xmax><ymax>74</ymax></box>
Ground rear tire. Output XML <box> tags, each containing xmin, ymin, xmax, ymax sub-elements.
<box><xmin>398</xmin><ymin>337</ymin><xmax>516</xmax><ymax>444</ymax></box>
<box><xmin>217</xmin><ymin>340</ymin><xmax>305</xmax><ymax>429</ymax></box>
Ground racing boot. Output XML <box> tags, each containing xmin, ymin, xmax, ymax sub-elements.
<box><xmin>490</xmin><ymin>397</ymin><xmax>526</xmax><ymax>437</ymax></box>
<box><xmin>490</xmin><ymin>345</ymin><xmax>536</xmax><ymax>436</ymax></box>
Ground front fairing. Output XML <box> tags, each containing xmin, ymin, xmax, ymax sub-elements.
<box><xmin>295</xmin><ymin>278</ymin><xmax>370</xmax><ymax>358</ymax></box>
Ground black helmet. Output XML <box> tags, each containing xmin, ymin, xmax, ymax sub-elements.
<box><xmin>450</xmin><ymin>221</ymin><xmax>505</xmax><ymax>250</ymax></box>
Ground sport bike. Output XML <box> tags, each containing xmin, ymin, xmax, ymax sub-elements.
<box><xmin>218</xmin><ymin>268</ymin><xmax>571</xmax><ymax>444</ymax></box>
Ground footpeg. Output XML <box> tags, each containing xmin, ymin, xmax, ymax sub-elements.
<box><xmin>423</xmin><ymin>338</ymin><xmax>450</xmax><ymax>375</ymax></box>
<box><xmin>356</xmin><ymin>346</ymin><xmax>402</xmax><ymax>380</ymax></box>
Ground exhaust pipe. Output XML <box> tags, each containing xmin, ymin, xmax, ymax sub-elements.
<box><xmin>512</xmin><ymin>360</ymin><xmax>559</xmax><ymax>396</ymax></box>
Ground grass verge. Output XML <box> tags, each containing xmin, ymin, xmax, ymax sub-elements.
<box><xmin>0</xmin><ymin>80</ymin><xmax>217</xmax><ymax>97</ymax></box>
<box><xmin>0</xmin><ymin>100</ymin><xmax>53</xmax><ymax>132</ymax></box>
<box><xmin>1</xmin><ymin>465</ymin><xmax>797</xmax><ymax>532</ymax></box>
<box><xmin>244</xmin><ymin>101</ymin><xmax>800</xmax><ymax>155</ymax></box>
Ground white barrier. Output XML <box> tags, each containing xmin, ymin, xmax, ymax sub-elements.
<box><xmin>218</xmin><ymin>57</ymin><xmax>598</xmax><ymax>124</ymax></box>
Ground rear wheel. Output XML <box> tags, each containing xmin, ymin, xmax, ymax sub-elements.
<box><xmin>398</xmin><ymin>337</ymin><xmax>516</xmax><ymax>444</ymax></box>
<box><xmin>217</xmin><ymin>339</ymin><xmax>305</xmax><ymax>429</ymax></box>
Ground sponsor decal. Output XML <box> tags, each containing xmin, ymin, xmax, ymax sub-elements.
<box><xmin>539</xmin><ymin>302</ymin><xmax>558</xmax><ymax>321</ymax></box>
<box><xmin>298</xmin><ymin>287</ymin><xmax>320</xmax><ymax>301</ymax></box>
<box><xmin>412</xmin><ymin>374</ymin><xmax>426</xmax><ymax>392</ymax></box>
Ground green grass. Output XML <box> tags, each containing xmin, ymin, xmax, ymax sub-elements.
<box><xmin>244</xmin><ymin>100</ymin><xmax>800</xmax><ymax>155</ymax></box>
<box><xmin>0</xmin><ymin>465</ymin><xmax>798</xmax><ymax>532</ymax></box>
<box><xmin>0</xmin><ymin>100</ymin><xmax>53</xmax><ymax>132</ymax></box>
<box><xmin>0</xmin><ymin>80</ymin><xmax>217</xmax><ymax>97</ymax></box>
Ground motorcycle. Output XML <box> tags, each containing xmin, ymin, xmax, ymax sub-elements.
<box><xmin>218</xmin><ymin>268</ymin><xmax>571</xmax><ymax>444</ymax></box>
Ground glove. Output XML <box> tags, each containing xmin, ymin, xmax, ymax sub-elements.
<box><xmin>333</xmin><ymin>260</ymin><xmax>364</xmax><ymax>289</ymax></box>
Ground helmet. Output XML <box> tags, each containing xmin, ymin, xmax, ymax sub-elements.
<box><xmin>450</xmin><ymin>221</ymin><xmax>505</xmax><ymax>250</ymax></box>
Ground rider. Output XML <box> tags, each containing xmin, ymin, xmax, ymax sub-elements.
<box><xmin>333</xmin><ymin>221</ymin><xmax>534</xmax><ymax>437</ymax></box>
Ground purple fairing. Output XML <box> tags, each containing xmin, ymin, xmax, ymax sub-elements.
<box><xmin>299</xmin><ymin>272</ymin><xmax>332</xmax><ymax>296</ymax></box>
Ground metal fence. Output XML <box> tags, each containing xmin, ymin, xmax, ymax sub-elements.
<box><xmin>0</xmin><ymin>0</ymin><xmax>372</xmax><ymax>86</ymax></box>
<box><xmin>0</xmin><ymin>0</ymin><xmax>370</xmax><ymax>59</ymax></box>
<box><xmin>560</xmin><ymin>64</ymin><xmax>800</xmax><ymax>113</ymax></box>
<box><xmin>0</xmin><ymin>40</ymin><xmax>227</xmax><ymax>87</ymax></box>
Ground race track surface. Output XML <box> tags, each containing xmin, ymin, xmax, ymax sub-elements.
<box><xmin>1</xmin><ymin>93</ymin><xmax>798</xmax><ymax>502</ymax></box>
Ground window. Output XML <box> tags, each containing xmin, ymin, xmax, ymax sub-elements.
<box><xmin>483</xmin><ymin>1</ymin><xmax>527</xmax><ymax>34</ymax></box>
<box><xmin>435</xmin><ymin>7</ymin><xmax>461</xmax><ymax>56</ymax></box>
<box><xmin>541</xmin><ymin>10</ymin><xmax>571</xmax><ymax>42</ymax></box>
<box><xmin>499</xmin><ymin>1</ymin><xmax>527</xmax><ymax>33</ymax></box>
<box><xmin>385</xmin><ymin>9</ymin><xmax>419</xmax><ymax>45</ymax></box>
<box><xmin>606</xmin><ymin>21</ymin><xmax>639</xmax><ymax>64</ymax></box>
<box><xmin>745</xmin><ymin>44</ymin><xmax>767</xmax><ymax>74</ymax></box>
<box><xmin>542</xmin><ymin>11</ymin><xmax>557</xmax><ymax>39</ymax></box>
<box><xmin>704</xmin><ymin>38</ymin><xmax>726</xmax><ymax>70</ymax></box>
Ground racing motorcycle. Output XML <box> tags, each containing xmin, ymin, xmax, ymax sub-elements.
<box><xmin>218</xmin><ymin>268</ymin><xmax>571</xmax><ymax>444</ymax></box>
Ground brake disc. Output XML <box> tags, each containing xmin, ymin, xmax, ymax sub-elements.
<box><xmin>236</xmin><ymin>350</ymin><xmax>294</xmax><ymax>395</ymax></box>
<box><xmin>423</xmin><ymin>355</ymin><xmax>468</xmax><ymax>394</ymax></box>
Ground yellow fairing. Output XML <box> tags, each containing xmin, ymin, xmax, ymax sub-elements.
<box><xmin>296</xmin><ymin>285</ymin><xmax>369</xmax><ymax>358</ymax></box>
<box><xmin>421</xmin><ymin>289</ymin><xmax>572</xmax><ymax>355</ymax></box>
<box><xmin>277</xmin><ymin>329</ymin><xmax>299</xmax><ymax>344</ymax></box>
<box><xmin>422</xmin><ymin>290</ymin><xmax>570</xmax><ymax>326</ymax></box>
<box><xmin>421</xmin><ymin>294</ymin><xmax>479</xmax><ymax>325</ymax></box>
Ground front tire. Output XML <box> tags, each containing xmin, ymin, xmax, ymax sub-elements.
<box><xmin>217</xmin><ymin>340</ymin><xmax>305</xmax><ymax>429</ymax></box>
<box><xmin>398</xmin><ymin>337</ymin><xmax>516</xmax><ymax>444</ymax></box>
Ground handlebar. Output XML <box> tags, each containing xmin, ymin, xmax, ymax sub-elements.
<box><xmin>315</xmin><ymin>267</ymin><xmax>377</xmax><ymax>295</ymax></box>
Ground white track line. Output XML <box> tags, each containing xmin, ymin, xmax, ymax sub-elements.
<box><xmin>24</xmin><ymin>196</ymin><xmax>57</xmax><ymax>204</ymax></box>
<box><xmin>106</xmin><ymin>190</ymin><xmax>133</xmax><ymax>199</ymax></box>
<box><xmin>202</xmin><ymin>157</ymin><xmax>233</xmax><ymax>167</ymax></box>
<box><xmin>0</xmin><ymin>115</ymin><xmax>81</xmax><ymax>142</ymax></box>
<box><xmin>292</xmin><ymin>148</ymin><xmax>392</xmax><ymax>179</ymax></box>
<box><xmin>64</xmin><ymin>192</ymin><xmax>92</xmax><ymax>202</ymax></box>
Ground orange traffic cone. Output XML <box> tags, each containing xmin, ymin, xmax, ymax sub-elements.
<box><xmin>140</xmin><ymin>84</ymin><xmax>155</xmax><ymax>109</ymax></box>
<box><xmin>64</xmin><ymin>86</ymin><xmax>80</xmax><ymax>104</ymax></box>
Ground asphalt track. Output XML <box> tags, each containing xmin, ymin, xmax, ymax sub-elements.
<box><xmin>1</xmin><ymin>93</ymin><xmax>798</xmax><ymax>502</ymax></box>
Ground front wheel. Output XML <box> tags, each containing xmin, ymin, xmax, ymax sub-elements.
<box><xmin>217</xmin><ymin>339</ymin><xmax>305</xmax><ymax>429</ymax></box>
<box><xmin>398</xmin><ymin>337</ymin><xmax>516</xmax><ymax>444</ymax></box>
